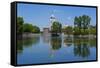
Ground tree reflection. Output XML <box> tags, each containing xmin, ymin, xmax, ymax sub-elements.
<box><xmin>63</xmin><ymin>36</ymin><xmax>73</xmax><ymax>47</ymax></box>
<box><xmin>89</xmin><ymin>38</ymin><xmax>96</xmax><ymax>47</ymax></box>
<box><xmin>50</xmin><ymin>36</ymin><xmax>62</xmax><ymax>50</ymax></box>
<box><xmin>17</xmin><ymin>36</ymin><xmax>40</xmax><ymax>53</ymax></box>
<box><xmin>17</xmin><ymin>40</ymin><xmax>23</xmax><ymax>53</ymax></box>
<box><xmin>49</xmin><ymin>36</ymin><xmax>62</xmax><ymax>57</ymax></box>
<box><xmin>74</xmin><ymin>37</ymin><xmax>90</xmax><ymax>58</ymax></box>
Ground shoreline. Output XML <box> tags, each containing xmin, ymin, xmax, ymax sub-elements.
<box><xmin>17</xmin><ymin>33</ymin><xmax>96</xmax><ymax>39</ymax></box>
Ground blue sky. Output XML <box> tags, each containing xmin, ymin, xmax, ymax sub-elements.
<box><xmin>17</xmin><ymin>3</ymin><xmax>96</xmax><ymax>31</ymax></box>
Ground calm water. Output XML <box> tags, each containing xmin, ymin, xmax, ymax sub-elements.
<box><xmin>17</xmin><ymin>35</ymin><xmax>96</xmax><ymax>65</ymax></box>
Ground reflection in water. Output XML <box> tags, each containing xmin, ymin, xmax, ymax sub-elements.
<box><xmin>89</xmin><ymin>38</ymin><xmax>96</xmax><ymax>47</ymax></box>
<box><xmin>17</xmin><ymin>35</ymin><xmax>96</xmax><ymax>57</ymax></box>
<box><xmin>42</xmin><ymin>35</ymin><xmax>50</xmax><ymax>44</ymax></box>
<box><xmin>49</xmin><ymin>36</ymin><xmax>62</xmax><ymax>57</ymax></box>
<box><xmin>50</xmin><ymin>36</ymin><xmax>62</xmax><ymax>50</ymax></box>
<box><xmin>73</xmin><ymin>36</ymin><xmax>96</xmax><ymax>58</ymax></box>
<box><xmin>17</xmin><ymin>35</ymin><xmax>96</xmax><ymax>64</ymax></box>
<box><xmin>74</xmin><ymin>38</ymin><xmax>90</xmax><ymax>58</ymax></box>
<box><xmin>63</xmin><ymin>36</ymin><xmax>73</xmax><ymax>47</ymax></box>
<box><xmin>17</xmin><ymin>40</ymin><xmax>23</xmax><ymax>53</ymax></box>
<box><xmin>17</xmin><ymin>36</ymin><xmax>40</xmax><ymax>53</ymax></box>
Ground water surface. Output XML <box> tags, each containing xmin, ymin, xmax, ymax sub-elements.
<box><xmin>17</xmin><ymin>35</ymin><xmax>96</xmax><ymax>65</ymax></box>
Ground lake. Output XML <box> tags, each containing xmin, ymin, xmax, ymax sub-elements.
<box><xmin>17</xmin><ymin>34</ymin><xmax>96</xmax><ymax>65</ymax></box>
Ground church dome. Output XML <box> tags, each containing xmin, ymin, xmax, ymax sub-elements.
<box><xmin>50</xmin><ymin>14</ymin><xmax>55</xmax><ymax>19</ymax></box>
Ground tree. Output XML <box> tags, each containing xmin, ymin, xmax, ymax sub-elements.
<box><xmin>89</xmin><ymin>25</ymin><xmax>96</xmax><ymax>35</ymax></box>
<box><xmin>82</xmin><ymin>15</ymin><xmax>91</xmax><ymax>33</ymax></box>
<box><xmin>74</xmin><ymin>16</ymin><xmax>82</xmax><ymax>35</ymax></box>
<box><xmin>74</xmin><ymin>16</ymin><xmax>78</xmax><ymax>26</ymax></box>
<box><xmin>74</xmin><ymin>27</ymin><xmax>80</xmax><ymax>35</ymax></box>
<box><xmin>23</xmin><ymin>23</ymin><xmax>40</xmax><ymax>33</ymax></box>
<box><xmin>74</xmin><ymin>15</ymin><xmax>91</xmax><ymax>35</ymax></box>
<box><xmin>17</xmin><ymin>17</ymin><xmax>24</xmax><ymax>34</ymax></box>
<box><xmin>32</xmin><ymin>25</ymin><xmax>40</xmax><ymax>33</ymax></box>
<box><xmin>63</xmin><ymin>26</ymin><xmax>73</xmax><ymax>35</ymax></box>
<box><xmin>51</xmin><ymin>21</ymin><xmax>62</xmax><ymax>34</ymax></box>
<box><xmin>17</xmin><ymin>17</ymin><xmax>40</xmax><ymax>34</ymax></box>
<box><xmin>23</xmin><ymin>23</ymin><xmax>34</xmax><ymax>32</ymax></box>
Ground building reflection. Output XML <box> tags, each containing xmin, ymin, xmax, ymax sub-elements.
<box><xmin>42</xmin><ymin>35</ymin><xmax>50</xmax><ymax>44</ymax></box>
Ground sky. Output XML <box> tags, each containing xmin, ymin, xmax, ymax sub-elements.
<box><xmin>17</xmin><ymin>3</ymin><xmax>96</xmax><ymax>31</ymax></box>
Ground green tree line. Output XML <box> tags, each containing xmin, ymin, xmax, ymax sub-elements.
<box><xmin>62</xmin><ymin>25</ymin><xmax>96</xmax><ymax>35</ymax></box>
<box><xmin>63</xmin><ymin>15</ymin><xmax>96</xmax><ymax>35</ymax></box>
<box><xmin>74</xmin><ymin>15</ymin><xmax>96</xmax><ymax>35</ymax></box>
<box><xmin>17</xmin><ymin>15</ymin><xmax>96</xmax><ymax>35</ymax></box>
<box><xmin>17</xmin><ymin>17</ymin><xmax>40</xmax><ymax>34</ymax></box>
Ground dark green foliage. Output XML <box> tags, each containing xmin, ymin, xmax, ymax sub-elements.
<box><xmin>74</xmin><ymin>15</ymin><xmax>92</xmax><ymax>35</ymax></box>
<box><xmin>23</xmin><ymin>23</ymin><xmax>40</xmax><ymax>33</ymax></box>
<box><xmin>63</xmin><ymin>26</ymin><xmax>73</xmax><ymax>35</ymax></box>
<box><xmin>17</xmin><ymin>17</ymin><xmax>24</xmax><ymax>34</ymax></box>
<box><xmin>23</xmin><ymin>23</ymin><xmax>34</xmax><ymax>32</ymax></box>
<box><xmin>82</xmin><ymin>15</ymin><xmax>91</xmax><ymax>33</ymax></box>
<box><xmin>89</xmin><ymin>25</ymin><xmax>96</xmax><ymax>35</ymax></box>
<box><xmin>17</xmin><ymin>17</ymin><xmax>40</xmax><ymax>33</ymax></box>
<box><xmin>51</xmin><ymin>21</ymin><xmax>62</xmax><ymax>34</ymax></box>
<box><xmin>32</xmin><ymin>26</ymin><xmax>40</xmax><ymax>33</ymax></box>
